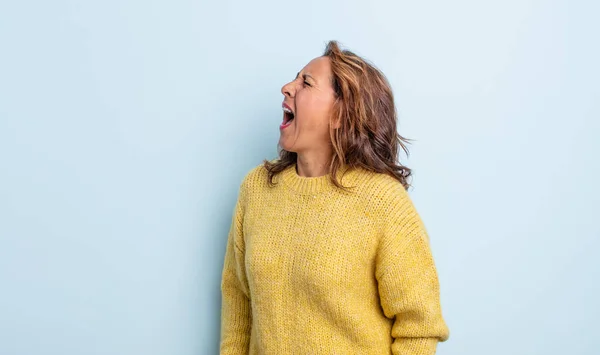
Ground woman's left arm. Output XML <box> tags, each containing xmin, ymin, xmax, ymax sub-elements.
<box><xmin>375</xmin><ymin>187</ymin><xmax>450</xmax><ymax>355</ymax></box>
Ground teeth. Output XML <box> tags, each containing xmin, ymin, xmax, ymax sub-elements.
<box><xmin>282</xmin><ymin>107</ymin><xmax>293</xmax><ymax>114</ymax></box>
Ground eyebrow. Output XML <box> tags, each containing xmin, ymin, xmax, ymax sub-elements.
<box><xmin>295</xmin><ymin>72</ymin><xmax>316</xmax><ymax>83</ymax></box>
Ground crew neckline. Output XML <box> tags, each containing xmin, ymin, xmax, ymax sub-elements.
<box><xmin>279</xmin><ymin>163</ymin><xmax>354</xmax><ymax>195</ymax></box>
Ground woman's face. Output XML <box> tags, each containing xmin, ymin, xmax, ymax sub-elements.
<box><xmin>279</xmin><ymin>56</ymin><xmax>337</xmax><ymax>155</ymax></box>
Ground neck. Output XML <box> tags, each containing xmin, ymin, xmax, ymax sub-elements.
<box><xmin>296</xmin><ymin>150</ymin><xmax>333</xmax><ymax>177</ymax></box>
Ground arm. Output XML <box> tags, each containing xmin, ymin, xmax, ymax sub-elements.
<box><xmin>220</xmin><ymin>184</ymin><xmax>251</xmax><ymax>354</ymax></box>
<box><xmin>375</xmin><ymin>187</ymin><xmax>450</xmax><ymax>355</ymax></box>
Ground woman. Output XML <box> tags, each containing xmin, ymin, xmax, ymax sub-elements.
<box><xmin>220</xmin><ymin>40</ymin><xmax>450</xmax><ymax>354</ymax></box>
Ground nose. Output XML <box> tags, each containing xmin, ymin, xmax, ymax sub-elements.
<box><xmin>281</xmin><ymin>80</ymin><xmax>295</xmax><ymax>98</ymax></box>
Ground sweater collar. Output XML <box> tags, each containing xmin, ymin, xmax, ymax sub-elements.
<box><xmin>279</xmin><ymin>163</ymin><xmax>354</xmax><ymax>195</ymax></box>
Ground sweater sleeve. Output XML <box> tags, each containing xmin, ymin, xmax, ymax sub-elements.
<box><xmin>375</xmin><ymin>186</ymin><xmax>450</xmax><ymax>355</ymax></box>
<box><xmin>220</xmin><ymin>183</ymin><xmax>252</xmax><ymax>354</ymax></box>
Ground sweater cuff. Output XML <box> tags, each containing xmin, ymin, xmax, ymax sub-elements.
<box><xmin>391</xmin><ymin>337</ymin><xmax>438</xmax><ymax>355</ymax></box>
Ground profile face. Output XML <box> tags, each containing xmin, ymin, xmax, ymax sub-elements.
<box><xmin>279</xmin><ymin>56</ymin><xmax>337</xmax><ymax>154</ymax></box>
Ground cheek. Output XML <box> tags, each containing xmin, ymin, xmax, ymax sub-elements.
<box><xmin>297</xmin><ymin>93</ymin><xmax>333</xmax><ymax>128</ymax></box>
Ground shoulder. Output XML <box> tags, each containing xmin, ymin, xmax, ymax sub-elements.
<box><xmin>350</xmin><ymin>168</ymin><xmax>410</xmax><ymax>205</ymax></box>
<box><xmin>239</xmin><ymin>162</ymin><xmax>270</xmax><ymax>193</ymax></box>
<box><xmin>349</xmin><ymin>169</ymin><xmax>420</xmax><ymax>224</ymax></box>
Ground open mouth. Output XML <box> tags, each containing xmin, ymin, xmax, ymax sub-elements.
<box><xmin>283</xmin><ymin>106</ymin><xmax>295</xmax><ymax>124</ymax></box>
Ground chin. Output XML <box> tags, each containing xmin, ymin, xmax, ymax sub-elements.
<box><xmin>278</xmin><ymin>140</ymin><xmax>297</xmax><ymax>153</ymax></box>
<box><xmin>280</xmin><ymin>145</ymin><xmax>296</xmax><ymax>153</ymax></box>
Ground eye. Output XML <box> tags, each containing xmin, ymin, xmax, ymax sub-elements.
<box><xmin>303</xmin><ymin>80</ymin><xmax>311</xmax><ymax>87</ymax></box>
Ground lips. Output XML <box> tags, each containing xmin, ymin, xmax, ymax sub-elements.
<box><xmin>282</xmin><ymin>102</ymin><xmax>295</xmax><ymax>124</ymax></box>
<box><xmin>280</xmin><ymin>102</ymin><xmax>295</xmax><ymax>130</ymax></box>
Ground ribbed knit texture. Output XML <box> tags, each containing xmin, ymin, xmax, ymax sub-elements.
<box><xmin>220</xmin><ymin>162</ymin><xmax>450</xmax><ymax>355</ymax></box>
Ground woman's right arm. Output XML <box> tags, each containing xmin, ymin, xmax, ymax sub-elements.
<box><xmin>220</xmin><ymin>183</ymin><xmax>251</xmax><ymax>354</ymax></box>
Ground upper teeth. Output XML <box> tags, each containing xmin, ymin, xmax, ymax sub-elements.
<box><xmin>283</xmin><ymin>107</ymin><xmax>293</xmax><ymax>114</ymax></box>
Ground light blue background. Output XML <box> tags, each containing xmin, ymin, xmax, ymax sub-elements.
<box><xmin>1</xmin><ymin>1</ymin><xmax>598</xmax><ymax>354</ymax></box>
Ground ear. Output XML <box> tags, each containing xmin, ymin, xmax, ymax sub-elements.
<box><xmin>331</xmin><ymin>98</ymin><xmax>341</xmax><ymax>129</ymax></box>
<box><xmin>331</xmin><ymin>118</ymin><xmax>341</xmax><ymax>129</ymax></box>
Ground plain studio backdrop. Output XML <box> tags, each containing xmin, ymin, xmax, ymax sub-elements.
<box><xmin>0</xmin><ymin>0</ymin><xmax>598</xmax><ymax>354</ymax></box>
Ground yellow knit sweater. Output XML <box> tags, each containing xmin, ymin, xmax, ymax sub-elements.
<box><xmin>220</xmin><ymin>162</ymin><xmax>450</xmax><ymax>354</ymax></box>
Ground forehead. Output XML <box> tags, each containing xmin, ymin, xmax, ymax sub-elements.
<box><xmin>301</xmin><ymin>56</ymin><xmax>332</xmax><ymax>79</ymax></box>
